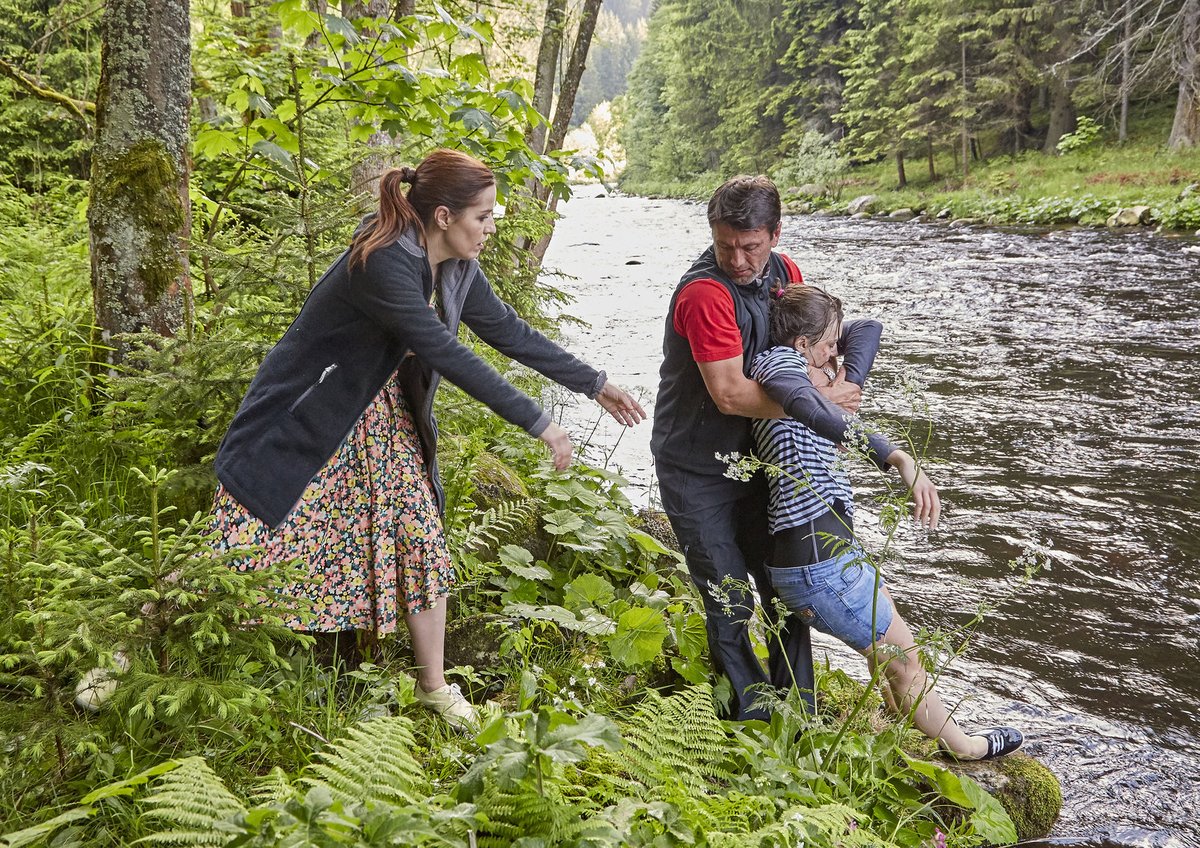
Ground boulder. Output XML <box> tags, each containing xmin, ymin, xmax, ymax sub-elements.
<box><xmin>1179</xmin><ymin>183</ymin><xmax>1199</xmax><ymax>200</ymax></box>
<box><xmin>947</xmin><ymin>753</ymin><xmax>1062</xmax><ymax>841</ymax></box>
<box><xmin>782</xmin><ymin>200</ymin><xmax>813</xmax><ymax>215</ymax></box>
<box><xmin>797</xmin><ymin>182</ymin><xmax>825</xmax><ymax>198</ymax></box>
<box><xmin>888</xmin><ymin>208</ymin><xmax>915</xmax><ymax>220</ymax></box>
<box><xmin>850</xmin><ymin>212</ymin><xmax>872</xmax><ymax>220</ymax></box>
<box><xmin>811</xmin><ymin>209</ymin><xmax>834</xmax><ymax>218</ymax></box>
<box><xmin>949</xmin><ymin>218</ymin><xmax>978</xmax><ymax>227</ymax></box>
<box><xmin>1106</xmin><ymin>206</ymin><xmax>1152</xmax><ymax>227</ymax></box>
<box><xmin>936</xmin><ymin>207</ymin><xmax>953</xmax><ymax>220</ymax></box>
<box><xmin>846</xmin><ymin>194</ymin><xmax>879</xmax><ymax>215</ymax></box>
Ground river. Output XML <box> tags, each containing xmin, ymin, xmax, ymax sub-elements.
<box><xmin>542</xmin><ymin>193</ymin><xmax>1200</xmax><ymax>846</ymax></box>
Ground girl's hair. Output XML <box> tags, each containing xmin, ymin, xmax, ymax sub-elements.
<box><xmin>349</xmin><ymin>148</ymin><xmax>496</xmax><ymax>270</ymax></box>
<box><xmin>769</xmin><ymin>285</ymin><xmax>843</xmax><ymax>348</ymax></box>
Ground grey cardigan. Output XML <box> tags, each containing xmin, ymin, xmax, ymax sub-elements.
<box><xmin>215</xmin><ymin>228</ymin><xmax>603</xmax><ymax>528</ymax></box>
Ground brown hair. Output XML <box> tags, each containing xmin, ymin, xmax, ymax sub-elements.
<box><xmin>769</xmin><ymin>285</ymin><xmax>843</xmax><ymax>349</ymax></box>
<box><xmin>349</xmin><ymin>148</ymin><xmax>496</xmax><ymax>270</ymax></box>
<box><xmin>707</xmin><ymin>174</ymin><xmax>781</xmax><ymax>234</ymax></box>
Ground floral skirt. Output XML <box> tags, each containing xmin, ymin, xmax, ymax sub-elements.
<box><xmin>211</xmin><ymin>372</ymin><xmax>453</xmax><ymax>634</ymax></box>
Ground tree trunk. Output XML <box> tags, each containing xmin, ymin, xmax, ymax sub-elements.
<box><xmin>895</xmin><ymin>149</ymin><xmax>906</xmax><ymax>188</ymax></box>
<box><xmin>1168</xmin><ymin>0</ymin><xmax>1200</xmax><ymax>149</ymax></box>
<box><xmin>529</xmin><ymin>0</ymin><xmax>566</xmax><ymax>155</ymax></box>
<box><xmin>926</xmin><ymin>136</ymin><xmax>936</xmax><ymax>182</ymax></box>
<box><xmin>960</xmin><ymin>39</ymin><xmax>969</xmax><ymax>180</ymax></box>
<box><xmin>1118</xmin><ymin>0</ymin><xmax>1133</xmax><ymax>143</ymax></box>
<box><xmin>346</xmin><ymin>0</ymin><xmax>411</xmax><ymax>202</ymax></box>
<box><xmin>1042</xmin><ymin>73</ymin><xmax>1076</xmax><ymax>154</ymax></box>
<box><xmin>88</xmin><ymin>0</ymin><xmax>192</xmax><ymax>363</ymax></box>
<box><xmin>529</xmin><ymin>0</ymin><xmax>604</xmax><ymax>265</ymax></box>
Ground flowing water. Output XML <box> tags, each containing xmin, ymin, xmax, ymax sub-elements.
<box><xmin>542</xmin><ymin>193</ymin><xmax>1200</xmax><ymax>846</ymax></box>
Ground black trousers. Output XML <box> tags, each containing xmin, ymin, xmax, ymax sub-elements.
<box><xmin>657</xmin><ymin>464</ymin><xmax>815</xmax><ymax>720</ymax></box>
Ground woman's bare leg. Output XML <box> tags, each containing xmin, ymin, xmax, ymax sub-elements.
<box><xmin>861</xmin><ymin>590</ymin><xmax>987</xmax><ymax>759</ymax></box>
<box><xmin>405</xmin><ymin>600</ymin><xmax>447</xmax><ymax>694</ymax></box>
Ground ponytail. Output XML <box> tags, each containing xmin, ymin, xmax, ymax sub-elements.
<box><xmin>349</xmin><ymin>168</ymin><xmax>423</xmax><ymax>270</ymax></box>
<box><xmin>349</xmin><ymin>149</ymin><xmax>496</xmax><ymax>271</ymax></box>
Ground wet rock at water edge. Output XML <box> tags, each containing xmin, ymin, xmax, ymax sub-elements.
<box><xmin>947</xmin><ymin>753</ymin><xmax>1062</xmax><ymax>841</ymax></box>
<box><xmin>949</xmin><ymin>217</ymin><xmax>980</xmax><ymax>227</ymax></box>
<box><xmin>851</xmin><ymin>212</ymin><xmax>872</xmax><ymax>220</ymax></box>
<box><xmin>783</xmin><ymin>200</ymin><xmax>813</xmax><ymax>215</ymax></box>
<box><xmin>936</xmin><ymin>207</ymin><xmax>953</xmax><ymax>219</ymax></box>
<box><xmin>846</xmin><ymin>194</ymin><xmax>879</xmax><ymax>215</ymax></box>
<box><xmin>1106</xmin><ymin>206</ymin><xmax>1152</xmax><ymax>227</ymax></box>
<box><xmin>811</xmin><ymin>209</ymin><xmax>834</xmax><ymax>217</ymax></box>
<box><xmin>888</xmin><ymin>208</ymin><xmax>916</xmax><ymax>220</ymax></box>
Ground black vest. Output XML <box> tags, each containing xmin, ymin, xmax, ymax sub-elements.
<box><xmin>650</xmin><ymin>248</ymin><xmax>797</xmax><ymax>475</ymax></box>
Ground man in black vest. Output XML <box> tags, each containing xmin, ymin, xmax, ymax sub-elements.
<box><xmin>650</xmin><ymin>175</ymin><xmax>881</xmax><ymax>720</ymax></box>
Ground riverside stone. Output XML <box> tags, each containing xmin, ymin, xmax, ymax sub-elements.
<box><xmin>888</xmin><ymin>208</ymin><xmax>915</xmax><ymax>220</ymax></box>
<box><xmin>1106</xmin><ymin>206</ymin><xmax>1152</xmax><ymax>227</ymax></box>
<box><xmin>949</xmin><ymin>218</ymin><xmax>980</xmax><ymax>227</ymax></box>
<box><xmin>847</xmin><ymin>194</ymin><xmax>879</xmax><ymax>215</ymax></box>
<box><xmin>948</xmin><ymin>754</ymin><xmax>1062</xmax><ymax>841</ymax></box>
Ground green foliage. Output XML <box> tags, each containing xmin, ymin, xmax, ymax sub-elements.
<box><xmin>772</xmin><ymin>132</ymin><xmax>849</xmax><ymax>196</ymax></box>
<box><xmin>1055</xmin><ymin>115</ymin><xmax>1103</xmax><ymax>155</ymax></box>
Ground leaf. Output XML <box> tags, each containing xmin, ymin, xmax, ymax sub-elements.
<box><xmin>193</xmin><ymin>129</ymin><xmax>242</xmax><ymax>160</ymax></box>
<box><xmin>563</xmin><ymin>574</ymin><xmax>616</xmax><ymax>612</ymax></box>
<box><xmin>962</xmin><ymin>774</ymin><xmax>1019</xmax><ymax>844</ymax></box>
<box><xmin>609</xmin><ymin>607</ymin><xmax>669</xmax><ymax>667</ymax></box>
<box><xmin>542</xmin><ymin>510</ymin><xmax>584</xmax><ymax>536</ymax></box>
<box><xmin>628</xmin><ymin>529</ymin><xmax>677</xmax><ymax>557</ymax></box>
<box><xmin>322</xmin><ymin>12</ymin><xmax>359</xmax><ymax>44</ymax></box>
<box><xmin>252</xmin><ymin>140</ymin><xmax>294</xmax><ymax>170</ymax></box>
<box><xmin>538</xmin><ymin>712</ymin><xmax>623</xmax><ymax>763</ymax></box>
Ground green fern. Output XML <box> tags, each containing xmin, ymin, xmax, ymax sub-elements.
<box><xmin>461</xmin><ymin>497</ymin><xmax>537</xmax><ymax>553</ymax></box>
<box><xmin>619</xmin><ymin>683</ymin><xmax>735</xmax><ymax>792</ymax></box>
<box><xmin>249</xmin><ymin>767</ymin><xmax>294</xmax><ymax>806</ymax></box>
<box><xmin>139</xmin><ymin>757</ymin><xmax>246</xmax><ymax>846</ymax></box>
<box><xmin>471</xmin><ymin>780</ymin><xmax>599</xmax><ymax>848</ymax></box>
<box><xmin>303</xmin><ymin>716</ymin><xmax>429</xmax><ymax>808</ymax></box>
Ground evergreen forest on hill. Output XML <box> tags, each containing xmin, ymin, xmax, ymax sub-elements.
<box><xmin>0</xmin><ymin>0</ymin><xmax>1067</xmax><ymax>844</ymax></box>
<box><xmin>618</xmin><ymin>0</ymin><xmax>1200</xmax><ymax>229</ymax></box>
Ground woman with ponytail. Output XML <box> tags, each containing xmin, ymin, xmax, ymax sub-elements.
<box><xmin>207</xmin><ymin>148</ymin><xmax>645</xmax><ymax>729</ymax></box>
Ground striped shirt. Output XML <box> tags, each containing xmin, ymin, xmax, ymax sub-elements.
<box><xmin>751</xmin><ymin>346</ymin><xmax>859</xmax><ymax>533</ymax></box>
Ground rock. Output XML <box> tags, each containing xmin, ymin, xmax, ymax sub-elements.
<box><xmin>850</xmin><ymin>212</ymin><xmax>871</xmax><ymax>220</ymax></box>
<box><xmin>1106</xmin><ymin>206</ymin><xmax>1151</xmax><ymax>227</ymax></box>
<box><xmin>633</xmin><ymin>508</ymin><xmax>679</xmax><ymax>552</ymax></box>
<box><xmin>936</xmin><ymin>207</ymin><xmax>953</xmax><ymax>219</ymax></box>
<box><xmin>811</xmin><ymin>209</ymin><xmax>834</xmax><ymax>217</ymax></box>
<box><xmin>846</xmin><ymin>194</ymin><xmax>879</xmax><ymax>215</ymax></box>
<box><xmin>949</xmin><ymin>217</ymin><xmax>979</xmax><ymax>227</ymax></box>
<box><xmin>1179</xmin><ymin>183</ymin><xmax>1199</xmax><ymax>200</ymax></box>
<box><xmin>888</xmin><ymin>208</ymin><xmax>915</xmax><ymax>220</ymax></box>
<box><xmin>947</xmin><ymin>753</ymin><xmax>1062</xmax><ymax>841</ymax></box>
<box><xmin>782</xmin><ymin>200</ymin><xmax>813</xmax><ymax>215</ymax></box>
<box><xmin>797</xmin><ymin>182</ymin><xmax>825</xmax><ymax>198</ymax></box>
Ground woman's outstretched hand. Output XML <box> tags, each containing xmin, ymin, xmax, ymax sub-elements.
<box><xmin>595</xmin><ymin>381</ymin><xmax>647</xmax><ymax>427</ymax></box>
<box><xmin>539</xmin><ymin>421</ymin><xmax>574</xmax><ymax>471</ymax></box>
<box><xmin>887</xmin><ymin>449</ymin><xmax>941</xmax><ymax>530</ymax></box>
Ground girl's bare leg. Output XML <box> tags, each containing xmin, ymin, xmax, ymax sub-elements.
<box><xmin>405</xmin><ymin>600</ymin><xmax>447</xmax><ymax>694</ymax></box>
<box><xmin>861</xmin><ymin>590</ymin><xmax>988</xmax><ymax>759</ymax></box>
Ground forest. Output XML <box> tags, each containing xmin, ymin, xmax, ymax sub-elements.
<box><xmin>620</xmin><ymin>0</ymin><xmax>1200</xmax><ymax>229</ymax></box>
<box><xmin>0</xmin><ymin>0</ymin><xmax>1066</xmax><ymax>844</ymax></box>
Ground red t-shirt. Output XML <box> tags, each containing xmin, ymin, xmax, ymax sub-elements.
<box><xmin>673</xmin><ymin>253</ymin><xmax>803</xmax><ymax>362</ymax></box>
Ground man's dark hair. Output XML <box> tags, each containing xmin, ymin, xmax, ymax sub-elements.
<box><xmin>707</xmin><ymin>175</ymin><xmax>781</xmax><ymax>233</ymax></box>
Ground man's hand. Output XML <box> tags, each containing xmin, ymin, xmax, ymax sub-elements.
<box><xmin>595</xmin><ymin>381</ymin><xmax>647</xmax><ymax>427</ymax></box>
<box><xmin>815</xmin><ymin>366</ymin><xmax>862</xmax><ymax>413</ymax></box>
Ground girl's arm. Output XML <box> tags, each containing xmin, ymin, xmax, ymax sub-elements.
<box><xmin>885</xmin><ymin>448</ymin><xmax>941</xmax><ymax>529</ymax></box>
<box><xmin>752</xmin><ymin>347</ymin><xmax>898</xmax><ymax>468</ymax></box>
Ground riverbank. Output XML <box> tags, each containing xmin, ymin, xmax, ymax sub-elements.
<box><xmin>619</xmin><ymin>113</ymin><xmax>1200</xmax><ymax>233</ymax></box>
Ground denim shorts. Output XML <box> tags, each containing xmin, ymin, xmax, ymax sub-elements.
<box><xmin>767</xmin><ymin>549</ymin><xmax>894</xmax><ymax>650</ymax></box>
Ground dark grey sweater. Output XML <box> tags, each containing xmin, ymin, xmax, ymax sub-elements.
<box><xmin>215</xmin><ymin>228</ymin><xmax>602</xmax><ymax>528</ymax></box>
